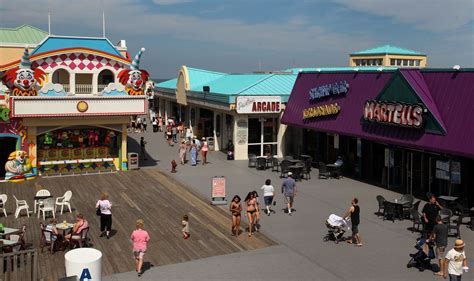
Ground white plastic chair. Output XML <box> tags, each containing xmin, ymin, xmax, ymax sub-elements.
<box><xmin>55</xmin><ymin>190</ymin><xmax>72</xmax><ymax>215</ymax></box>
<box><xmin>13</xmin><ymin>195</ymin><xmax>30</xmax><ymax>218</ymax></box>
<box><xmin>0</xmin><ymin>194</ymin><xmax>7</xmax><ymax>217</ymax></box>
<box><xmin>38</xmin><ymin>198</ymin><xmax>55</xmax><ymax>220</ymax></box>
<box><xmin>34</xmin><ymin>189</ymin><xmax>51</xmax><ymax>214</ymax></box>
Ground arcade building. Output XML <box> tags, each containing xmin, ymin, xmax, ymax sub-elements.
<box><xmin>0</xmin><ymin>25</ymin><xmax>149</xmax><ymax>181</ymax></box>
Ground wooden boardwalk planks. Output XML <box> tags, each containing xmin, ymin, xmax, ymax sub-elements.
<box><xmin>0</xmin><ymin>169</ymin><xmax>277</xmax><ymax>280</ymax></box>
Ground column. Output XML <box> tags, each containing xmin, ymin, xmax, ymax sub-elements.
<box><xmin>26</xmin><ymin>126</ymin><xmax>38</xmax><ymax>175</ymax></box>
<box><xmin>213</xmin><ymin>112</ymin><xmax>219</xmax><ymax>151</ymax></box>
<box><xmin>121</xmin><ymin>124</ymin><xmax>127</xmax><ymax>171</ymax></box>
<box><xmin>92</xmin><ymin>72</ymin><xmax>99</xmax><ymax>95</ymax></box>
<box><xmin>277</xmin><ymin>112</ymin><xmax>287</xmax><ymax>158</ymax></box>
<box><xmin>69</xmin><ymin>72</ymin><xmax>76</xmax><ymax>95</ymax></box>
<box><xmin>233</xmin><ymin>114</ymin><xmax>248</xmax><ymax>160</ymax></box>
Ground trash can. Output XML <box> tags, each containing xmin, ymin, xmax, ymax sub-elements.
<box><xmin>127</xmin><ymin>152</ymin><xmax>139</xmax><ymax>170</ymax></box>
<box><xmin>206</xmin><ymin>137</ymin><xmax>215</xmax><ymax>151</ymax></box>
<box><xmin>65</xmin><ymin>248</ymin><xmax>102</xmax><ymax>281</ymax></box>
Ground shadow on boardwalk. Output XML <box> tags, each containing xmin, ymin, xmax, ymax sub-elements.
<box><xmin>0</xmin><ymin>169</ymin><xmax>276</xmax><ymax>280</ymax></box>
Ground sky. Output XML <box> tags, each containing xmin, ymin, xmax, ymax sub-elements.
<box><xmin>1</xmin><ymin>0</ymin><xmax>473</xmax><ymax>79</ymax></box>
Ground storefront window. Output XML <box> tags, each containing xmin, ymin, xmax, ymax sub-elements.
<box><xmin>263</xmin><ymin>118</ymin><xmax>278</xmax><ymax>142</ymax></box>
<box><xmin>37</xmin><ymin>127</ymin><xmax>120</xmax><ymax>161</ymax></box>
<box><xmin>248</xmin><ymin>118</ymin><xmax>261</xmax><ymax>143</ymax></box>
<box><xmin>216</xmin><ymin>114</ymin><xmax>221</xmax><ymax>137</ymax></box>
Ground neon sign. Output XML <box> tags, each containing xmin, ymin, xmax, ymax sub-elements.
<box><xmin>309</xmin><ymin>81</ymin><xmax>349</xmax><ymax>101</ymax></box>
<box><xmin>303</xmin><ymin>103</ymin><xmax>340</xmax><ymax>120</ymax></box>
<box><xmin>363</xmin><ymin>100</ymin><xmax>424</xmax><ymax>128</ymax></box>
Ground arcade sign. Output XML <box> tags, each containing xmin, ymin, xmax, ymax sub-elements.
<box><xmin>236</xmin><ymin>96</ymin><xmax>281</xmax><ymax>114</ymax></box>
<box><xmin>309</xmin><ymin>81</ymin><xmax>349</xmax><ymax>101</ymax></box>
<box><xmin>363</xmin><ymin>100</ymin><xmax>424</xmax><ymax>128</ymax></box>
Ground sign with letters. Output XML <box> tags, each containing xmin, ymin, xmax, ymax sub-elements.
<box><xmin>236</xmin><ymin>96</ymin><xmax>281</xmax><ymax>114</ymax></box>
<box><xmin>363</xmin><ymin>100</ymin><xmax>425</xmax><ymax>128</ymax></box>
<box><xmin>211</xmin><ymin>176</ymin><xmax>227</xmax><ymax>205</ymax></box>
<box><xmin>309</xmin><ymin>80</ymin><xmax>349</xmax><ymax>101</ymax></box>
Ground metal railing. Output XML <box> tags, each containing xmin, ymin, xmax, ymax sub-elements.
<box><xmin>0</xmin><ymin>249</ymin><xmax>38</xmax><ymax>281</ymax></box>
<box><xmin>97</xmin><ymin>84</ymin><xmax>108</xmax><ymax>93</ymax></box>
<box><xmin>75</xmin><ymin>84</ymin><xmax>93</xmax><ymax>95</ymax></box>
<box><xmin>62</xmin><ymin>84</ymin><xmax>70</xmax><ymax>93</ymax></box>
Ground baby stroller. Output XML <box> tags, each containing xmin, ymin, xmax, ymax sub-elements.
<box><xmin>324</xmin><ymin>214</ymin><xmax>351</xmax><ymax>243</ymax></box>
<box><xmin>406</xmin><ymin>237</ymin><xmax>435</xmax><ymax>272</ymax></box>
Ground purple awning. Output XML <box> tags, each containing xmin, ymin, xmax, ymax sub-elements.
<box><xmin>281</xmin><ymin>70</ymin><xmax>474</xmax><ymax>159</ymax></box>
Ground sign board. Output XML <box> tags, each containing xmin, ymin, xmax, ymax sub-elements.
<box><xmin>211</xmin><ymin>176</ymin><xmax>227</xmax><ymax>205</ymax></box>
<box><xmin>356</xmin><ymin>138</ymin><xmax>362</xmax><ymax>158</ymax></box>
<box><xmin>236</xmin><ymin>96</ymin><xmax>281</xmax><ymax>114</ymax></box>
<box><xmin>435</xmin><ymin>160</ymin><xmax>450</xmax><ymax>180</ymax></box>
<box><xmin>450</xmin><ymin>161</ymin><xmax>461</xmax><ymax>184</ymax></box>
<box><xmin>384</xmin><ymin>148</ymin><xmax>394</xmax><ymax>168</ymax></box>
<box><xmin>236</xmin><ymin>119</ymin><xmax>248</xmax><ymax>145</ymax></box>
<box><xmin>303</xmin><ymin>103</ymin><xmax>340</xmax><ymax>120</ymax></box>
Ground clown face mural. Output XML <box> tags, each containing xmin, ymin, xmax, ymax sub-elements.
<box><xmin>5</xmin><ymin>150</ymin><xmax>35</xmax><ymax>182</ymax></box>
<box><xmin>118</xmin><ymin>48</ymin><xmax>149</xmax><ymax>95</ymax></box>
<box><xmin>1</xmin><ymin>47</ymin><xmax>46</xmax><ymax>96</ymax></box>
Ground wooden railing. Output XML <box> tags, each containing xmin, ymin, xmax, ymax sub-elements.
<box><xmin>97</xmin><ymin>84</ymin><xmax>108</xmax><ymax>93</ymax></box>
<box><xmin>0</xmin><ymin>249</ymin><xmax>38</xmax><ymax>281</ymax></box>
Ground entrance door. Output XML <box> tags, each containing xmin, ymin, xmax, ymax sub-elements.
<box><xmin>0</xmin><ymin>137</ymin><xmax>18</xmax><ymax>179</ymax></box>
<box><xmin>406</xmin><ymin>151</ymin><xmax>424</xmax><ymax>196</ymax></box>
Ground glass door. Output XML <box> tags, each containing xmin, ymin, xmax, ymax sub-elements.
<box><xmin>247</xmin><ymin>117</ymin><xmax>279</xmax><ymax>156</ymax></box>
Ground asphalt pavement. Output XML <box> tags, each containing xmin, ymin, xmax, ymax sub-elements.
<box><xmin>105</xmin><ymin>127</ymin><xmax>473</xmax><ymax>281</ymax></box>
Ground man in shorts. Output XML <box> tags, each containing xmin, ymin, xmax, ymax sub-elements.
<box><xmin>281</xmin><ymin>172</ymin><xmax>296</xmax><ymax>215</ymax></box>
<box><xmin>432</xmin><ymin>216</ymin><xmax>448</xmax><ymax>276</ymax></box>
<box><xmin>343</xmin><ymin>198</ymin><xmax>362</xmax><ymax>247</ymax></box>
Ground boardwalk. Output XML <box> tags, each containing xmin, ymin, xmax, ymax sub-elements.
<box><xmin>0</xmin><ymin>170</ymin><xmax>276</xmax><ymax>280</ymax></box>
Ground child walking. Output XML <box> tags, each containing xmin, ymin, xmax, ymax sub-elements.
<box><xmin>182</xmin><ymin>215</ymin><xmax>190</xmax><ymax>239</ymax></box>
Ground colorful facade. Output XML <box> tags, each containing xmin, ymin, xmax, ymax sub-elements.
<box><xmin>282</xmin><ymin>68</ymin><xmax>474</xmax><ymax>206</ymax></box>
<box><xmin>0</xmin><ymin>29</ymin><xmax>149</xmax><ymax>181</ymax></box>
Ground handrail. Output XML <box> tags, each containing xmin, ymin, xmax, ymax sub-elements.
<box><xmin>0</xmin><ymin>249</ymin><xmax>38</xmax><ymax>281</ymax></box>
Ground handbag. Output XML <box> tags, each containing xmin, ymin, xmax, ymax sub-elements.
<box><xmin>96</xmin><ymin>207</ymin><xmax>101</xmax><ymax>216</ymax></box>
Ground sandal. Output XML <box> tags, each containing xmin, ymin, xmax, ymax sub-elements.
<box><xmin>346</xmin><ymin>240</ymin><xmax>353</xmax><ymax>244</ymax></box>
<box><xmin>356</xmin><ymin>243</ymin><xmax>363</xmax><ymax>247</ymax></box>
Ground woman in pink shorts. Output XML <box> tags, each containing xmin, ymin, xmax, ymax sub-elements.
<box><xmin>131</xmin><ymin>219</ymin><xmax>150</xmax><ymax>277</ymax></box>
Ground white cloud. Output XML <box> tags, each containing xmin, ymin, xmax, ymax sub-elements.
<box><xmin>333</xmin><ymin>0</ymin><xmax>474</xmax><ymax>32</ymax></box>
<box><xmin>153</xmin><ymin>0</ymin><xmax>193</xmax><ymax>5</ymax></box>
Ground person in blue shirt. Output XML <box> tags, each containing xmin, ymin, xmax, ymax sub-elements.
<box><xmin>281</xmin><ymin>172</ymin><xmax>297</xmax><ymax>215</ymax></box>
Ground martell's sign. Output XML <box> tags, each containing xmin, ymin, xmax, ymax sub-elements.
<box><xmin>236</xmin><ymin>96</ymin><xmax>281</xmax><ymax>114</ymax></box>
<box><xmin>363</xmin><ymin>100</ymin><xmax>424</xmax><ymax>128</ymax></box>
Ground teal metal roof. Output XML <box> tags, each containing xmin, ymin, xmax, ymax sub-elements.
<box><xmin>0</xmin><ymin>25</ymin><xmax>48</xmax><ymax>45</ymax></box>
<box><xmin>187</xmin><ymin>67</ymin><xmax>226</xmax><ymax>90</ymax></box>
<box><xmin>284</xmin><ymin>66</ymin><xmax>398</xmax><ymax>74</ymax></box>
<box><xmin>155</xmin><ymin>67</ymin><xmax>297</xmax><ymax>104</ymax></box>
<box><xmin>157</xmin><ymin>78</ymin><xmax>177</xmax><ymax>89</ymax></box>
<box><xmin>31</xmin><ymin>36</ymin><xmax>122</xmax><ymax>57</ymax></box>
<box><xmin>351</xmin><ymin>45</ymin><xmax>425</xmax><ymax>56</ymax></box>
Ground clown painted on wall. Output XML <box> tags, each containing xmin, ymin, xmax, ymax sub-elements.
<box><xmin>5</xmin><ymin>150</ymin><xmax>35</xmax><ymax>182</ymax></box>
<box><xmin>117</xmin><ymin>48</ymin><xmax>149</xmax><ymax>95</ymax></box>
<box><xmin>1</xmin><ymin>47</ymin><xmax>46</xmax><ymax>96</ymax></box>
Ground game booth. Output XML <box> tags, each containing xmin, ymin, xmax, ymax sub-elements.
<box><xmin>0</xmin><ymin>46</ymin><xmax>149</xmax><ymax>181</ymax></box>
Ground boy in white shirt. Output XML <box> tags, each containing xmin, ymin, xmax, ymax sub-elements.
<box><xmin>444</xmin><ymin>239</ymin><xmax>468</xmax><ymax>280</ymax></box>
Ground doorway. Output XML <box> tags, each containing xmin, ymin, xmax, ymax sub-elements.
<box><xmin>0</xmin><ymin>137</ymin><xmax>18</xmax><ymax>179</ymax></box>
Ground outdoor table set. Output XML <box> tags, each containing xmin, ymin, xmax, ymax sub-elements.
<box><xmin>0</xmin><ymin>226</ymin><xmax>20</xmax><ymax>252</ymax></box>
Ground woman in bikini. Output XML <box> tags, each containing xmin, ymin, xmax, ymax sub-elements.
<box><xmin>229</xmin><ymin>195</ymin><xmax>242</xmax><ymax>236</ymax></box>
<box><xmin>245</xmin><ymin>192</ymin><xmax>257</xmax><ymax>237</ymax></box>
<box><xmin>252</xmin><ymin>191</ymin><xmax>261</xmax><ymax>232</ymax></box>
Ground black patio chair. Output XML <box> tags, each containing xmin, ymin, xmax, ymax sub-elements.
<box><xmin>383</xmin><ymin>201</ymin><xmax>395</xmax><ymax>222</ymax></box>
<box><xmin>271</xmin><ymin>157</ymin><xmax>280</xmax><ymax>172</ymax></box>
<box><xmin>376</xmin><ymin>195</ymin><xmax>386</xmax><ymax>217</ymax></box>
<box><xmin>410</xmin><ymin>209</ymin><xmax>423</xmax><ymax>232</ymax></box>
<box><xmin>453</xmin><ymin>200</ymin><xmax>470</xmax><ymax>218</ymax></box>
<box><xmin>448</xmin><ymin>214</ymin><xmax>463</xmax><ymax>239</ymax></box>
<box><xmin>412</xmin><ymin>200</ymin><xmax>421</xmax><ymax>212</ymax></box>
<box><xmin>248</xmin><ymin>154</ymin><xmax>257</xmax><ymax>168</ymax></box>
<box><xmin>256</xmin><ymin>157</ymin><xmax>267</xmax><ymax>170</ymax></box>
<box><xmin>280</xmin><ymin>160</ymin><xmax>291</xmax><ymax>178</ymax></box>
<box><xmin>284</xmin><ymin>155</ymin><xmax>294</xmax><ymax>160</ymax></box>
<box><xmin>318</xmin><ymin>162</ymin><xmax>331</xmax><ymax>179</ymax></box>
<box><xmin>401</xmin><ymin>194</ymin><xmax>414</xmax><ymax>218</ymax></box>
<box><xmin>440</xmin><ymin>208</ymin><xmax>453</xmax><ymax>224</ymax></box>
